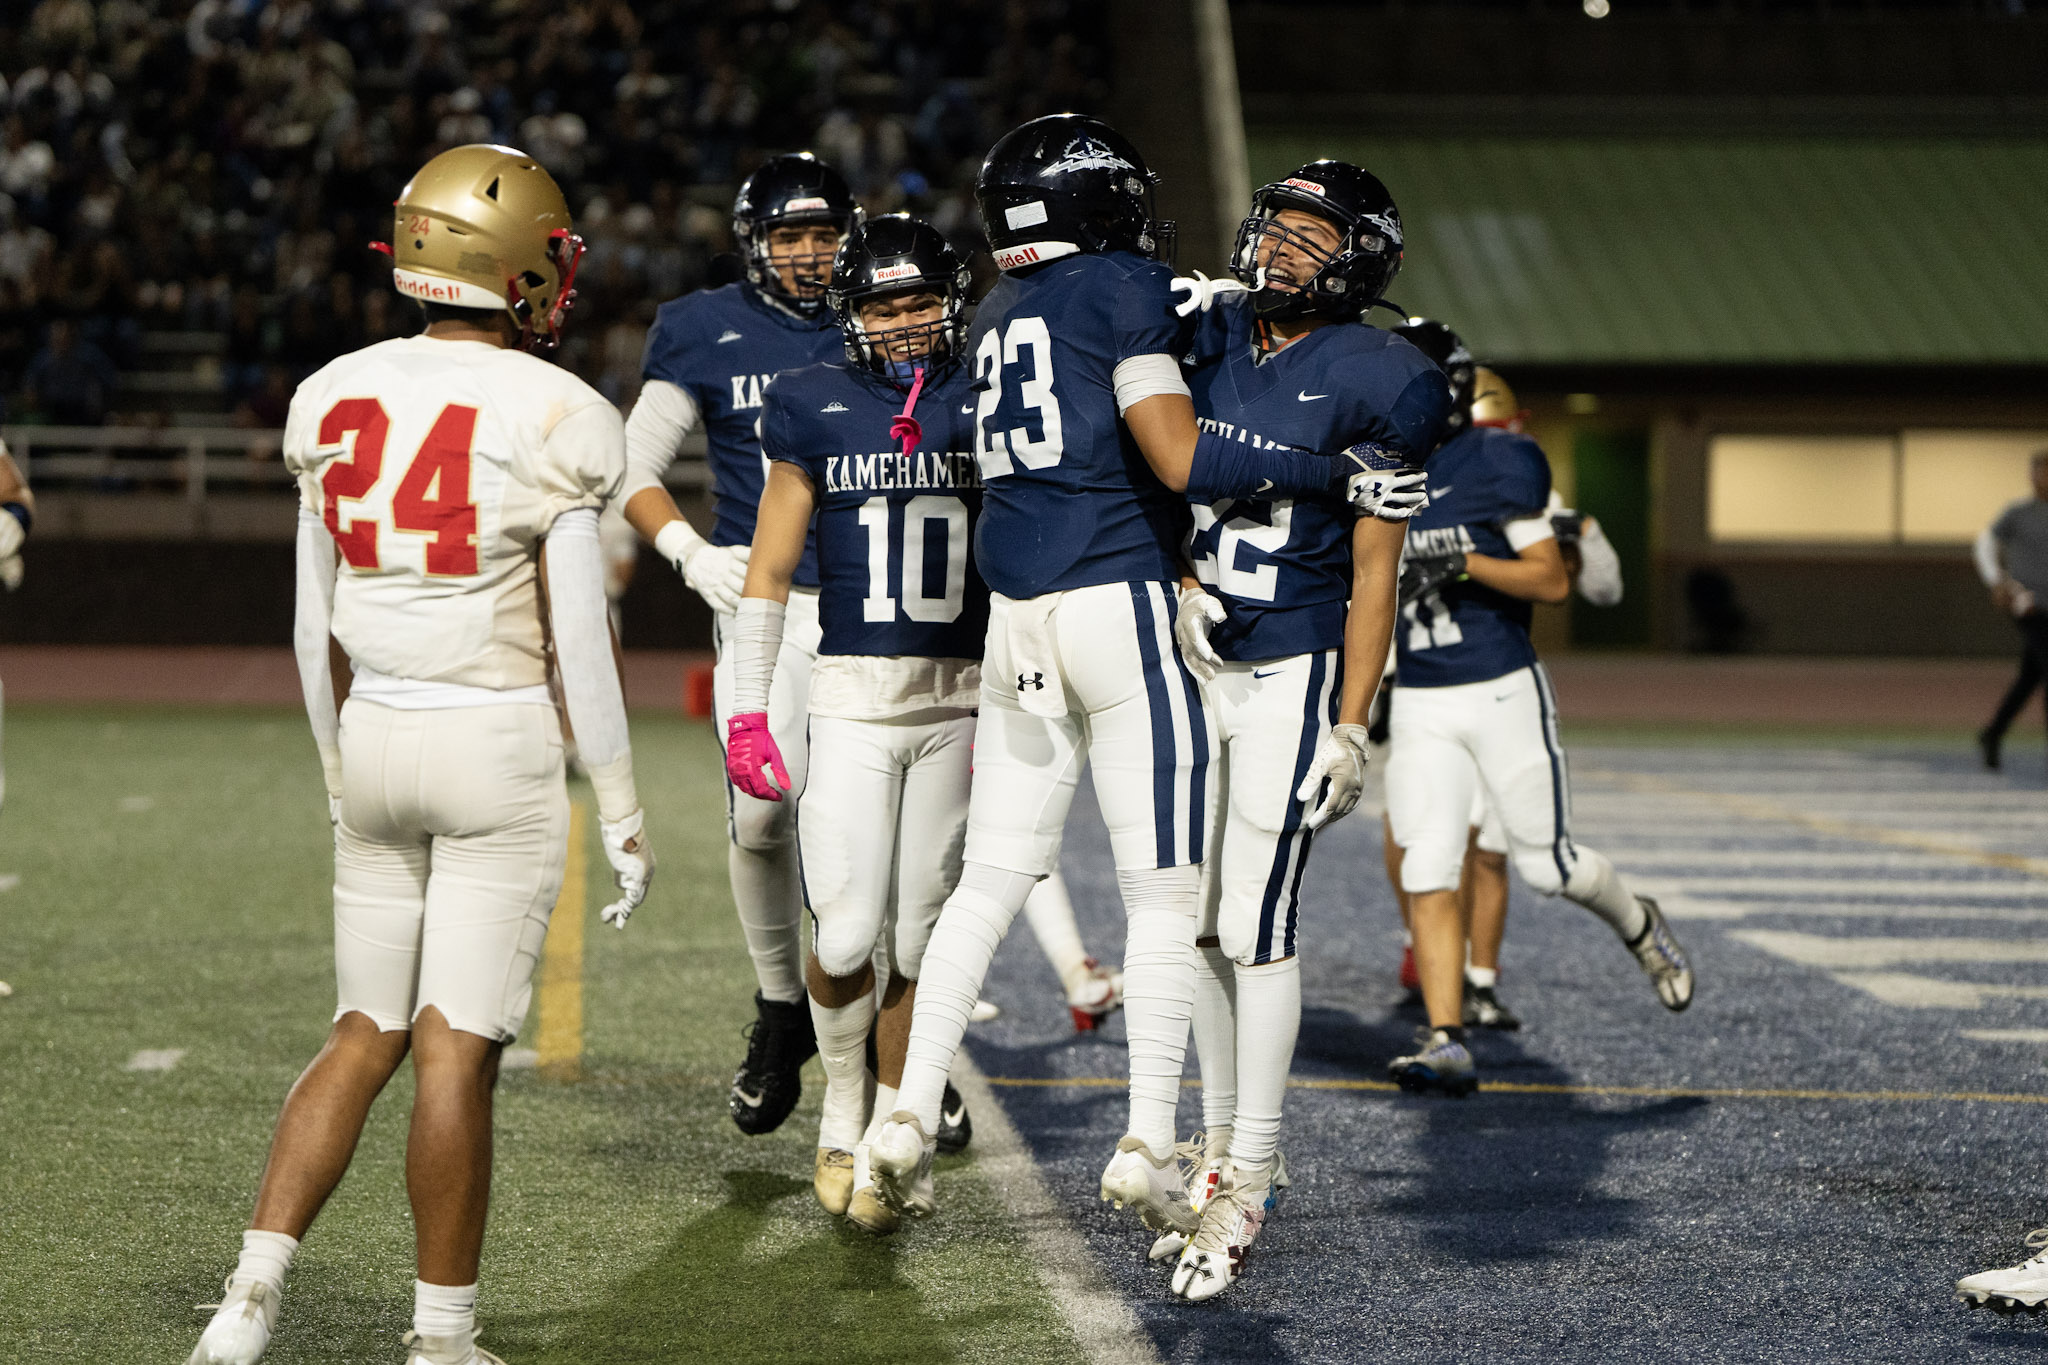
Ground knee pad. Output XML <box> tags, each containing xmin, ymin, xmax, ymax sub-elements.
<box><xmin>810</xmin><ymin>905</ymin><xmax>881</xmax><ymax>979</ymax></box>
<box><xmin>1514</xmin><ymin>844</ymin><xmax>1569</xmax><ymax>897</ymax></box>
<box><xmin>729</xmin><ymin>791</ymin><xmax>794</xmax><ymax>852</ymax></box>
<box><xmin>1397</xmin><ymin>838</ymin><xmax>1464</xmax><ymax>896</ymax></box>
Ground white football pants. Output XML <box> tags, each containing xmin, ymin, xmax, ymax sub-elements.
<box><xmin>798</xmin><ymin>711</ymin><xmax>974</xmax><ymax>980</ymax></box>
<box><xmin>712</xmin><ymin>587</ymin><xmax>820</xmax><ymax>1001</ymax></box>
<box><xmin>1385</xmin><ymin>665</ymin><xmax>1578</xmax><ymax>896</ymax></box>
<box><xmin>332</xmin><ymin>698</ymin><xmax>569</xmax><ymax>1043</ymax></box>
<box><xmin>1198</xmin><ymin>650</ymin><xmax>1339</xmax><ymax>966</ymax></box>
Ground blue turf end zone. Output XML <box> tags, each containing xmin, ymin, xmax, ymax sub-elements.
<box><xmin>963</xmin><ymin>743</ymin><xmax>2048</xmax><ymax>1363</ymax></box>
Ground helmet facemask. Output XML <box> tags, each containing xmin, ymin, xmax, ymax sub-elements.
<box><xmin>508</xmin><ymin>228</ymin><xmax>585</xmax><ymax>351</ymax></box>
<box><xmin>741</xmin><ymin>213</ymin><xmax>853</xmax><ymax>315</ymax></box>
<box><xmin>1230</xmin><ymin>188</ymin><xmax>1400</xmax><ymax>321</ymax></box>
<box><xmin>834</xmin><ymin>279</ymin><xmax>968</xmax><ymax>386</ymax></box>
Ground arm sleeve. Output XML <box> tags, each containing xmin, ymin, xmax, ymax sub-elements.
<box><xmin>621</xmin><ymin>379</ymin><xmax>702</xmax><ymax>502</ymax></box>
<box><xmin>1503</xmin><ymin>515</ymin><xmax>1558</xmax><ymax>552</ymax></box>
<box><xmin>729</xmin><ymin>597</ymin><xmax>785</xmax><ymax>715</ymax></box>
<box><xmin>1976</xmin><ymin>524</ymin><xmax>2005</xmax><ymax>588</ymax></box>
<box><xmin>293</xmin><ymin>501</ymin><xmax>343</xmax><ymax>798</ymax></box>
<box><xmin>1573</xmin><ymin>517</ymin><xmax>1624</xmax><ymax>606</ymax></box>
<box><xmin>546</xmin><ymin>507</ymin><xmax>639</xmax><ymax>822</ymax></box>
<box><xmin>1112</xmin><ymin>353</ymin><xmax>1190</xmax><ymax>414</ymax></box>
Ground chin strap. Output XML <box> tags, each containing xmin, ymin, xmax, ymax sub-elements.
<box><xmin>890</xmin><ymin>365</ymin><xmax>927</xmax><ymax>455</ymax></box>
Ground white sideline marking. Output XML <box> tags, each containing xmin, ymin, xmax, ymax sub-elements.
<box><xmin>1832</xmin><ymin>974</ymin><xmax>2048</xmax><ymax>1009</ymax></box>
<box><xmin>1962</xmin><ymin>1029</ymin><xmax>2048</xmax><ymax>1044</ymax></box>
<box><xmin>1731</xmin><ymin>930</ymin><xmax>2048</xmax><ymax>970</ymax></box>
<box><xmin>950</xmin><ymin>1055</ymin><xmax>1164</xmax><ymax>1365</ymax></box>
<box><xmin>125</xmin><ymin>1048</ymin><xmax>186</xmax><ymax>1072</ymax></box>
<box><xmin>118</xmin><ymin>795</ymin><xmax>155</xmax><ymax>813</ymax></box>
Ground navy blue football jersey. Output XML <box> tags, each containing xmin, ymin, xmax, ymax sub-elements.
<box><xmin>967</xmin><ymin>251</ymin><xmax>1193</xmax><ymax>600</ymax></box>
<box><xmin>1186</xmin><ymin>295</ymin><xmax>1450</xmax><ymax>662</ymax></box>
<box><xmin>1394</xmin><ymin>426</ymin><xmax>1554</xmax><ymax>688</ymax></box>
<box><xmin>760</xmin><ymin>360</ymin><xmax>988</xmax><ymax>660</ymax></box>
<box><xmin>641</xmin><ymin>282</ymin><xmax>841</xmax><ymax>586</ymax></box>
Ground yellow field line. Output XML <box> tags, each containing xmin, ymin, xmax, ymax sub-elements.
<box><xmin>534</xmin><ymin>801</ymin><xmax>587</xmax><ymax>1080</ymax></box>
<box><xmin>979</xmin><ymin>1075</ymin><xmax>2048</xmax><ymax>1105</ymax></box>
<box><xmin>1582</xmin><ymin>766</ymin><xmax>2048</xmax><ymax>880</ymax></box>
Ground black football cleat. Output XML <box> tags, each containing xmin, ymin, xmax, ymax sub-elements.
<box><xmin>935</xmin><ymin>1081</ymin><xmax>973</xmax><ymax>1154</ymax></box>
<box><xmin>728</xmin><ymin>992</ymin><xmax>817</xmax><ymax>1135</ymax></box>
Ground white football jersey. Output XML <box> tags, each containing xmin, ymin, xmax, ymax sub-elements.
<box><xmin>284</xmin><ymin>336</ymin><xmax>624</xmax><ymax>690</ymax></box>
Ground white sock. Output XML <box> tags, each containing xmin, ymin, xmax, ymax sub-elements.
<box><xmin>809</xmin><ymin>986</ymin><xmax>877</xmax><ymax>1151</ymax></box>
<box><xmin>731</xmin><ymin>842</ymin><xmax>805</xmax><ymax>1003</ymax></box>
<box><xmin>862</xmin><ymin>1083</ymin><xmax>899</xmax><ymax>1146</ymax></box>
<box><xmin>1190</xmin><ymin>941</ymin><xmax>1237</xmax><ymax>1136</ymax></box>
<box><xmin>1563</xmin><ymin>847</ymin><xmax>1648</xmax><ymax>942</ymax></box>
<box><xmin>413</xmin><ymin>1280</ymin><xmax>477</xmax><ymax>1341</ymax></box>
<box><xmin>899</xmin><ymin>863</ymin><xmax>1036</xmax><ymax>1132</ymax></box>
<box><xmin>1228</xmin><ymin>956</ymin><xmax>1300</xmax><ymax>1169</ymax></box>
<box><xmin>1118</xmin><ymin>865</ymin><xmax>1201</xmax><ymax>1156</ymax></box>
<box><xmin>1023</xmin><ymin>872</ymin><xmax>1090</xmax><ymax>986</ymax></box>
<box><xmin>1465</xmin><ymin>965</ymin><xmax>1497</xmax><ymax>989</ymax></box>
<box><xmin>231</xmin><ymin>1229</ymin><xmax>298</xmax><ymax>1293</ymax></box>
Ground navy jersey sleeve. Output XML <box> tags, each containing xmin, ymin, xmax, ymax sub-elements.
<box><xmin>1111</xmin><ymin>258</ymin><xmax>1189</xmax><ymax>363</ymax></box>
<box><xmin>1335</xmin><ymin>335</ymin><xmax>1452</xmax><ymax>467</ymax></box>
<box><xmin>757</xmin><ymin>374</ymin><xmax>822</xmax><ymax>484</ymax></box>
<box><xmin>1488</xmin><ymin>433</ymin><xmax>1553</xmax><ymax>522</ymax></box>
<box><xmin>640</xmin><ymin>296</ymin><xmax>696</xmax><ymax>390</ymax></box>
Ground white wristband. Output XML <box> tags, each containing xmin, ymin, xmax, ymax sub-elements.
<box><xmin>653</xmin><ymin>519</ymin><xmax>707</xmax><ymax>573</ymax></box>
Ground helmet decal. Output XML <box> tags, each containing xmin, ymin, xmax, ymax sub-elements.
<box><xmin>1283</xmin><ymin>177</ymin><xmax>1328</xmax><ymax>196</ymax></box>
<box><xmin>1047</xmin><ymin>134</ymin><xmax>1137</xmax><ymax>176</ymax></box>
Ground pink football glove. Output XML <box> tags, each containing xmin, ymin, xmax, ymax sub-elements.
<box><xmin>725</xmin><ymin>711</ymin><xmax>791</xmax><ymax>802</ymax></box>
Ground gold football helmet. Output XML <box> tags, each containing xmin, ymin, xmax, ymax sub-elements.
<box><xmin>377</xmin><ymin>144</ymin><xmax>584</xmax><ymax>350</ymax></box>
<box><xmin>1471</xmin><ymin>366</ymin><xmax>1525</xmax><ymax>432</ymax></box>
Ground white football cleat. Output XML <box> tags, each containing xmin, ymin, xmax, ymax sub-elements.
<box><xmin>187</xmin><ymin>1278</ymin><xmax>278</xmax><ymax>1365</ymax></box>
<box><xmin>403</xmin><ymin>1330</ymin><xmax>507</xmax><ymax>1365</ymax></box>
<box><xmin>869</xmin><ymin>1111</ymin><xmax>937</xmax><ymax>1217</ymax></box>
<box><xmin>1172</xmin><ymin>1158</ymin><xmax>1278</xmax><ymax>1302</ymax></box>
<box><xmin>1149</xmin><ymin>1128</ymin><xmax>1230</xmax><ymax>1262</ymax></box>
<box><xmin>1064</xmin><ymin>958</ymin><xmax>1124</xmax><ymax>1032</ymax></box>
<box><xmin>1100</xmin><ymin>1135</ymin><xmax>1198</xmax><ymax>1236</ymax></box>
<box><xmin>1959</xmin><ymin>1229</ymin><xmax>2048</xmax><ymax>1312</ymax></box>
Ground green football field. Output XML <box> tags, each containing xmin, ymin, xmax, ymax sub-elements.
<box><xmin>0</xmin><ymin>706</ymin><xmax>1086</xmax><ymax>1364</ymax></box>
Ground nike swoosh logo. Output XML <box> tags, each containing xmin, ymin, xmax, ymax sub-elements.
<box><xmin>1298</xmin><ymin>390</ymin><xmax>1329</xmax><ymax>402</ymax></box>
<box><xmin>1253</xmin><ymin>669</ymin><xmax>1282</xmax><ymax>679</ymax></box>
<box><xmin>1256</xmin><ymin>478</ymin><xmax>1274</xmax><ymax>494</ymax></box>
<box><xmin>1433</xmin><ymin>485</ymin><xmax>1453</xmax><ymax>500</ymax></box>
<box><xmin>1494</xmin><ymin>693</ymin><xmax>1516</xmax><ymax>702</ymax></box>
<box><xmin>961</xmin><ymin>404</ymin><xmax>975</xmax><ymax>413</ymax></box>
<box><xmin>942</xmin><ymin>1101</ymin><xmax>967</xmax><ymax>1125</ymax></box>
<box><xmin>732</xmin><ymin>1087</ymin><xmax>765</xmax><ymax>1109</ymax></box>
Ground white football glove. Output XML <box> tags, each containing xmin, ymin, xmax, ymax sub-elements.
<box><xmin>681</xmin><ymin>542</ymin><xmax>750</xmax><ymax>615</ymax></box>
<box><xmin>598</xmin><ymin>808</ymin><xmax>655</xmax><ymax>929</ymax></box>
<box><xmin>1345</xmin><ymin>462</ymin><xmax>1430</xmax><ymax>521</ymax></box>
<box><xmin>1174</xmin><ymin>587</ymin><xmax>1228</xmax><ymax>682</ymax></box>
<box><xmin>1170</xmin><ymin>270</ymin><xmax>1248</xmax><ymax>318</ymax></box>
<box><xmin>0</xmin><ymin>553</ymin><xmax>24</xmax><ymax>591</ymax></box>
<box><xmin>1295</xmin><ymin>723</ymin><xmax>1371</xmax><ymax>831</ymax></box>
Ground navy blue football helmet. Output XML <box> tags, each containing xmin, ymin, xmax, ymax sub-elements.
<box><xmin>975</xmin><ymin>114</ymin><xmax>1174</xmax><ymax>270</ymax></box>
<box><xmin>1391</xmin><ymin>317</ymin><xmax>1477</xmax><ymax>435</ymax></box>
<box><xmin>826</xmin><ymin>214</ymin><xmax>972</xmax><ymax>382</ymax></box>
<box><xmin>733</xmin><ymin>152</ymin><xmax>862</xmax><ymax>315</ymax></box>
<box><xmin>1230</xmin><ymin>160</ymin><xmax>1403</xmax><ymax>322</ymax></box>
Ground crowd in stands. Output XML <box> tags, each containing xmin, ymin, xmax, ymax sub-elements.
<box><xmin>0</xmin><ymin>0</ymin><xmax>1108</xmax><ymax>429</ymax></box>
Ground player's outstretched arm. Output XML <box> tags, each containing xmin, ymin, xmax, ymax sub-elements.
<box><xmin>724</xmin><ymin>462</ymin><xmax>816</xmax><ymax>804</ymax></box>
<box><xmin>1464</xmin><ymin>529</ymin><xmax>1572</xmax><ymax>605</ymax></box>
<box><xmin>622</xmin><ymin>380</ymin><xmax>749</xmax><ymax>612</ymax></box>
<box><xmin>543</xmin><ymin>507</ymin><xmax>653</xmax><ymax>927</ymax></box>
<box><xmin>1297</xmin><ymin>515</ymin><xmax>1406</xmax><ymax>830</ymax></box>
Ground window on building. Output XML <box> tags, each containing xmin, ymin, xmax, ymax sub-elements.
<box><xmin>1708</xmin><ymin>431</ymin><xmax>2048</xmax><ymax>545</ymax></box>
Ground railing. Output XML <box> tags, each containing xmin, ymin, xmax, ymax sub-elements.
<box><xmin>0</xmin><ymin>425</ymin><xmax>713</xmax><ymax>507</ymax></box>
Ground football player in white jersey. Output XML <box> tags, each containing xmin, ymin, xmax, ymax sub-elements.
<box><xmin>187</xmin><ymin>146</ymin><xmax>653</xmax><ymax>1365</ymax></box>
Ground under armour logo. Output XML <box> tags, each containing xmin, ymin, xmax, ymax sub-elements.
<box><xmin>1018</xmin><ymin>672</ymin><xmax>1045</xmax><ymax>692</ymax></box>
